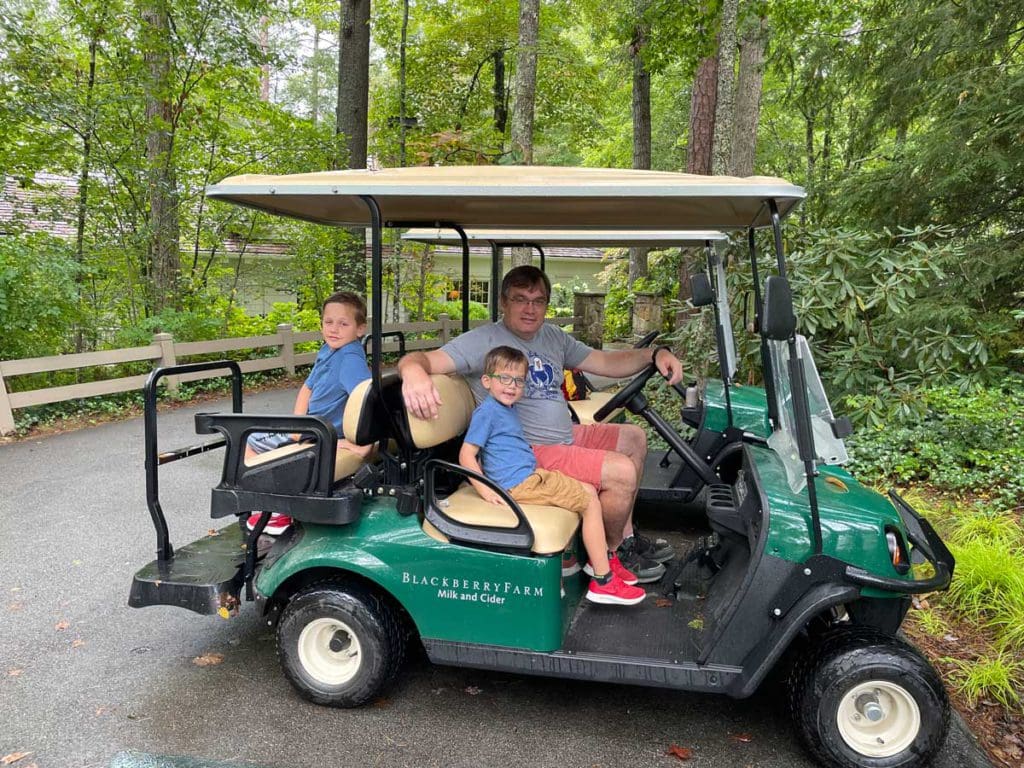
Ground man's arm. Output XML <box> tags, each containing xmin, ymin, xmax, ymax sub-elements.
<box><xmin>578</xmin><ymin>346</ymin><xmax>684</xmax><ymax>385</ymax></box>
<box><xmin>397</xmin><ymin>349</ymin><xmax>457</xmax><ymax>419</ymax></box>
<box><xmin>458</xmin><ymin>442</ymin><xmax>505</xmax><ymax>505</ymax></box>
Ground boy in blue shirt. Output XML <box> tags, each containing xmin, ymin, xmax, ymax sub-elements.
<box><xmin>459</xmin><ymin>346</ymin><xmax>645</xmax><ymax>605</ymax></box>
<box><xmin>245</xmin><ymin>291</ymin><xmax>372</xmax><ymax>534</ymax></box>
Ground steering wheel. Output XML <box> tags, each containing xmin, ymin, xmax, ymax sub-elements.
<box><xmin>633</xmin><ymin>330</ymin><xmax>659</xmax><ymax>349</ymax></box>
<box><xmin>593</xmin><ymin>363</ymin><xmax>660</xmax><ymax>422</ymax></box>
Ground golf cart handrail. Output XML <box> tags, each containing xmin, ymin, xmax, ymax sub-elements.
<box><xmin>205</xmin><ymin>166</ymin><xmax>804</xmax><ymax>230</ymax></box>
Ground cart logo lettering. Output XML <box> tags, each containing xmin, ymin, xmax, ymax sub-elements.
<box><xmin>401</xmin><ymin>571</ymin><xmax>543</xmax><ymax>603</ymax></box>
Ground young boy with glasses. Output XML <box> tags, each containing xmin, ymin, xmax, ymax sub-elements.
<box><xmin>458</xmin><ymin>346</ymin><xmax>645</xmax><ymax>605</ymax></box>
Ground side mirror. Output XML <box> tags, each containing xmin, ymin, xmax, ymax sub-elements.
<box><xmin>690</xmin><ymin>274</ymin><xmax>714</xmax><ymax>307</ymax></box>
<box><xmin>762</xmin><ymin>276</ymin><xmax>797</xmax><ymax>340</ymax></box>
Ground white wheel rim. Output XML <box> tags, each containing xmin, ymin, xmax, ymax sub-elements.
<box><xmin>836</xmin><ymin>680</ymin><xmax>921</xmax><ymax>757</ymax></box>
<box><xmin>297</xmin><ymin>617</ymin><xmax>362</xmax><ymax>686</ymax></box>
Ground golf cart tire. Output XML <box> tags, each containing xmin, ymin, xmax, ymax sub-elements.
<box><xmin>277</xmin><ymin>580</ymin><xmax>406</xmax><ymax>707</ymax></box>
<box><xmin>788</xmin><ymin>626</ymin><xmax>948</xmax><ymax>768</ymax></box>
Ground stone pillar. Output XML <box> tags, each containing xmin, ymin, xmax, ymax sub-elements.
<box><xmin>573</xmin><ymin>291</ymin><xmax>606</xmax><ymax>349</ymax></box>
<box><xmin>632</xmin><ymin>292</ymin><xmax>662</xmax><ymax>340</ymax></box>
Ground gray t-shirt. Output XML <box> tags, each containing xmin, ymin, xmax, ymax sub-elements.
<box><xmin>442</xmin><ymin>321</ymin><xmax>593</xmax><ymax>445</ymax></box>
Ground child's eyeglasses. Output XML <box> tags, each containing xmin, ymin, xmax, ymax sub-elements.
<box><xmin>487</xmin><ymin>373</ymin><xmax>526</xmax><ymax>387</ymax></box>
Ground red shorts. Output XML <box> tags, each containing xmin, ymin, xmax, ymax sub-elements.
<box><xmin>531</xmin><ymin>423</ymin><xmax>622</xmax><ymax>491</ymax></box>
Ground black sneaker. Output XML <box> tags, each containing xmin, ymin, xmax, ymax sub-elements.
<box><xmin>629</xmin><ymin>532</ymin><xmax>675</xmax><ymax>564</ymax></box>
<box><xmin>616</xmin><ymin>538</ymin><xmax>666</xmax><ymax>583</ymax></box>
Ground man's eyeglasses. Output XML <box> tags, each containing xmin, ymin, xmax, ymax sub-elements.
<box><xmin>486</xmin><ymin>373</ymin><xmax>526</xmax><ymax>387</ymax></box>
<box><xmin>507</xmin><ymin>295</ymin><xmax>549</xmax><ymax>308</ymax></box>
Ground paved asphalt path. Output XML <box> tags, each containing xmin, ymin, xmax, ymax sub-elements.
<box><xmin>0</xmin><ymin>388</ymin><xmax>992</xmax><ymax>768</ymax></box>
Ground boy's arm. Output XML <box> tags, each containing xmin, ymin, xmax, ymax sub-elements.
<box><xmin>338</xmin><ymin>438</ymin><xmax>374</xmax><ymax>458</ymax></box>
<box><xmin>458</xmin><ymin>442</ymin><xmax>506</xmax><ymax>506</ymax></box>
<box><xmin>288</xmin><ymin>384</ymin><xmax>313</xmax><ymax>442</ymax></box>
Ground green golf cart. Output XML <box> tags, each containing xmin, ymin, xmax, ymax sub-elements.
<box><xmin>130</xmin><ymin>166</ymin><xmax>954</xmax><ymax>768</ymax></box>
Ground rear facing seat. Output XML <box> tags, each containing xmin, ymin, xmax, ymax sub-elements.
<box><xmin>567</xmin><ymin>390</ymin><xmax>621</xmax><ymax>425</ymax></box>
<box><xmin>411</xmin><ymin>374</ymin><xmax>581</xmax><ymax>556</ymax></box>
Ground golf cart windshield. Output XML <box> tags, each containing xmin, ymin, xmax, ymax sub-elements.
<box><xmin>766</xmin><ymin>335</ymin><xmax>849</xmax><ymax>493</ymax></box>
<box><xmin>707</xmin><ymin>244</ymin><xmax>737</xmax><ymax>381</ymax></box>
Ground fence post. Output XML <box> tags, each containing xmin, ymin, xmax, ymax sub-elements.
<box><xmin>438</xmin><ymin>313</ymin><xmax>451</xmax><ymax>345</ymax></box>
<box><xmin>632</xmin><ymin>292</ymin><xmax>662</xmax><ymax>341</ymax></box>
<box><xmin>573</xmin><ymin>291</ymin><xmax>606</xmax><ymax>349</ymax></box>
<box><xmin>277</xmin><ymin>323</ymin><xmax>296</xmax><ymax>375</ymax></box>
<box><xmin>0</xmin><ymin>366</ymin><xmax>15</xmax><ymax>435</ymax></box>
<box><xmin>154</xmin><ymin>332</ymin><xmax>178</xmax><ymax>394</ymax></box>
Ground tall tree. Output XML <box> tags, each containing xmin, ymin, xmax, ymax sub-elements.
<box><xmin>335</xmin><ymin>0</ymin><xmax>370</xmax><ymax>292</ymax></box>
<box><xmin>509</xmin><ymin>0</ymin><xmax>539</xmax><ymax>267</ymax></box>
<box><xmin>711</xmin><ymin>0</ymin><xmax>738</xmax><ymax>175</ymax></box>
<box><xmin>629</xmin><ymin>0</ymin><xmax>651</xmax><ymax>286</ymax></box>
<box><xmin>730</xmin><ymin>8</ymin><xmax>766</xmax><ymax>176</ymax></box>
<box><xmin>138</xmin><ymin>0</ymin><xmax>180</xmax><ymax>313</ymax></box>
<box><xmin>686</xmin><ymin>55</ymin><xmax>717</xmax><ymax>174</ymax></box>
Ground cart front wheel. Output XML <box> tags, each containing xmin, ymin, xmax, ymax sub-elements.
<box><xmin>277</xmin><ymin>581</ymin><xmax>405</xmax><ymax>707</ymax></box>
<box><xmin>789</xmin><ymin>627</ymin><xmax>948</xmax><ymax>768</ymax></box>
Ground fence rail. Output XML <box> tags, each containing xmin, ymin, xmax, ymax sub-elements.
<box><xmin>0</xmin><ymin>314</ymin><xmax>578</xmax><ymax>435</ymax></box>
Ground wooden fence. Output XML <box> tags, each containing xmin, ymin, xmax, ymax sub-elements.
<box><xmin>0</xmin><ymin>314</ymin><xmax>578</xmax><ymax>435</ymax></box>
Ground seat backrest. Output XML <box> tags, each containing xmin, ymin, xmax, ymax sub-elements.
<box><xmin>343</xmin><ymin>375</ymin><xmax>394</xmax><ymax>447</ymax></box>
<box><xmin>407</xmin><ymin>375</ymin><xmax>476</xmax><ymax>449</ymax></box>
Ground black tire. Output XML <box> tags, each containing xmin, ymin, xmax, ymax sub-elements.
<box><xmin>788</xmin><ymin>626</ymin><xmax>949</xmax><ymax>768</ymax></box>
<box><xmin>277</xmin><ymin>580</ymin><xmax>406</xmax><ymax>707</ymax></box>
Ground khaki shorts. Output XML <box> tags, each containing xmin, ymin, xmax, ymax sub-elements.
<box><xmin>508</xmin><ymin>468</ymin><xmax>591</xmax><ymax>516</ymax></box>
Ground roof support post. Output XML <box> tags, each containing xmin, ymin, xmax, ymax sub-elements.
<box><xmin>490</xmin><ymin>241</ymin><xmax>501</xmax><ymax>322</ymax></box>
<box><xmin>360</xmin><ymin>195</ymin><xmax>384</xmax><ymax>392</ymax></box>
<box><xmin>454</xmin><ymin>224</ymin><xmax>470</xmax><ymax>332</ymax></box>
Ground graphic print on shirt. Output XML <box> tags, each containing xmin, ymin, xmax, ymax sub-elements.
<box><xmin>525</xmin><ymin>352</ymin><xmax>562</xmax><ymax>401</ymax></box>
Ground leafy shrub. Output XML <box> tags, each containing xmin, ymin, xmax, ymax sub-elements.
<box><xmin>846</xmin><ymin>377</ymin><xmax>1024</xmax><ymax>509</ymax></box>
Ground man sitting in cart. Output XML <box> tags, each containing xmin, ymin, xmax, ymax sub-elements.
<box><xmin>399</xmin><ymin>266</ymin><xmax>683</xmax><ymax>580</ymax></box>
<box><xmin>245</xmin><ymin>290</ymin><xmax>374</xmax><ymax>535</ymax></box>
<box><xmin>460</xmin><ymin>345</ymin><xmax>646</xmax><ymax>605</ymax></box>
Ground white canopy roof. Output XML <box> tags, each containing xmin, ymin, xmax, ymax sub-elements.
<box><xmin>401</xmin><ymin>228</ymin><xmax>728</xmax><ymax>248</ymax></box>
<box><xmin>205</xmin><ymin>166</ymin><xmax>803</xmax><ymax>230</ymax></box>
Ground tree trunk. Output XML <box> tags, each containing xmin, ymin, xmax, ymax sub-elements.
<box><xmin>711</xmin><ymin>0</ymin><xmax>738</xmax><ymax>175</ymax></box>
<box><xmin>74</xmin><ymin>33</ymin><xmax>99</xmax><ymax>352</ymax></box>
<box><xmin>629</xmin><ymin>0</ymin><xmax>651</xmax><ymax>287</ymax></box>
<box><xmin>139</xmin><ymin>0</ymin><xmax>180</xmax><ymax>314</ymax></box>
<box><xmin>311</xmin><ymin>25</ymin><xmax>320</xmax><ymax>125</ymax></box>
<box><xmin>730</xmin><ymin>11</ymin><xmax>766</xmax><ymax>177</ymax></box>
<box><xmin>398</xmin><ymin>0</ymin><xmax>409</xmax><ymax>167</ymax></box>
<box><xmin>510</xmin><ymin>0</ymin><xmax>539</xmax><ymax>164</ymax></box>
<box><xmin>335</xmin><ymin>0</ymin><xmax>370</xmax><ymax>293</ymax></box>
<box><xmin>259</xmin><ymin>16</ymin><xmax>270</xmax><ymax>101</ymax></box>
<box><xmin>686</xmin><ymin>55</ymin><xmax>718</xmax><ymax>175</ymax></box>
<box><xmin>803</xmin><ymin>109</ymin><xmax>815</xmax><ymax>226</ymax></box>
<box><xmin>493</xmin><ymin>48</ymin><xmax>507</xmax><ymax>135</ymax></box>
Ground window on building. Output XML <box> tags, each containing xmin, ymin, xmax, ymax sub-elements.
<box><xmin>449</xmin><ymin>278</ymin><xmax>490</xmax><ymax>305</ymax></box>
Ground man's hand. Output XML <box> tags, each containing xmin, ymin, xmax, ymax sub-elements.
<box><xmin>653</xmin><ymin>346</ymin><xmax>684</xmax><ymax>386</ymax></box>
<box><xmin>402</xmin><ymin>372</ymin><xmax>443</xmax><ymax>420</ymax></box>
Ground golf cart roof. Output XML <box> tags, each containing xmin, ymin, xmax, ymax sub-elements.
<box><xmin>205</xmin><ymin>166</ymin><xmax>804</xmax><ymax>230</ymax></box>
<box><xmin>401</xmin><ymin>228</ymin><xmax>729</xmax><ymax>248</ymax></box>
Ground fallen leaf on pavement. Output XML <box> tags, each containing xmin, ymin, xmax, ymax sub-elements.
<box><xmin>371</xmin><ymin>697</ymin><xmax>391</xmax><ymax>708</ymax></box>
<box><xmin>7</xmin><ymin>602</ymin><xmax>24</xmax><ymax>612</ymax></box>
<box><xmin>207</xmin><ymin>529</ymin><xmax>219</xmax><ymax>536</ymax></box>
<box><xmin>192</xmin><ymin>652</ymin><xmax>225</xmax><ymax>667</ymax></box>
<box><xmin>654</xmin><ymin>598</ymin><xmax>673</xmax><ymax>608</ymax></box>
<box><xmin>1</xmin><ymin>753</ymin><xmax>32</xmax><ymax>766</ymax></box>
<box><xmin>71</xmin><ymin>639</ymin><xmax>86</xmax><ymax>648</ymax></box>
<box><xmin>95</xmin><ymin>707</ymin><xmax>108</xmax><ymax>717</ymax></box>
<box><xmin>54</xmin><ymin>620</ymin><xmax>70</xmax><ymax>631</ymax></box>
<box><xmin>7</xmin><ymin>669</ymin><xmax>23</xmax><ymax>677</ymax></box>
<box><xmin>665</xmin><ymin>745</ymin><xmax>692</xmax><ymax>761</ymax></box>
<box><xmin>463</xmin><ymin>685</ymin><xmax>482</xmax><ymax>695</ymax></box>
<box><xmin>731</xmin><ymin>733</ymin><xmax>753</xmax><ymax>743</ymax></box>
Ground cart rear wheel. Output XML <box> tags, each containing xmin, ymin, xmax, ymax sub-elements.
<box><xmin>277</xmin><ymin>581</ymin><xmax>405</xmax><ymax>707</ymax></box>
<box><xmin>788</xmin><ymin>627</ymin><xmax>948</xmax><ymax>768</ymax></box>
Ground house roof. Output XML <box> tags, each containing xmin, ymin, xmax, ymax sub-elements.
<box><xmin>0</xmin><ymin>174</ymin><xmax>78</xmax><ymax>237</ymax></box>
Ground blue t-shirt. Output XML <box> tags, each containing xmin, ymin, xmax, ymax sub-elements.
<box><xmin>463</xmin><ymin>396</ymin><xmax>537</xmax><ymax>490</ymax></box>
<box><xmin>304</xmin><ymin>340</ymin><xmax>371</xmax><ymax>437</ymax></box>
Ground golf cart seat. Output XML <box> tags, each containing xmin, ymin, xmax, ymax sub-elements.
<box><xmin>567</xmin><ymin>391</ymin><xmax>622</xmax><ymax>425</ymax></box>
<box><xmin>405</xmin><ymin>374</ymin><xmax>582</xmax><ymax>555</ymax></box>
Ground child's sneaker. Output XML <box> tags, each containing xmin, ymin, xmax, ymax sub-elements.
<box><xmin>586</xmin><ymin>574</ymin><xmax>646</xmax><ymax>606</ymax></box>
<box><xmin>246</xmin><ymin>512</ymin><xmax>293</xmax><ymax>536</ymax></box>
<box><xmin>583</xmin><ymin>554</ymin><xmax>639</xmax><ymax>586</ymax></box>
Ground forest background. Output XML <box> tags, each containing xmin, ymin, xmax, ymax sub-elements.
<box><xmin>1</xmin><ymin>0</ymin><xmax>1023</xmax><ymax>751</ymax></box>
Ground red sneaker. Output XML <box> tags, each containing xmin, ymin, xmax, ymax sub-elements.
<box><xmin>586</xmin><ymin>574</ymin><xmax>646</xmax><ymax>606</ymax></box>
<box><xmin>246</xmin><ymin>512</ymin><xmax>293</xmax><ymax>536</ymax></box>
<box><xmin>583</xmin><ymin>555</ymin><xmax>639</xmax><ymax>586</ymax></box>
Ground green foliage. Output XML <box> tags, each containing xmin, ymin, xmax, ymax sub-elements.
<box><xmin>908</xmin><ymin>607</ymin><xmax>949</xmax><ymax>639</ymax></box>
<box><xmin>846</xmin><ymin>378</ymin><xmax>1024</xmax><ymax>509</ymax></box>
<box><xmin>947</xmin><ymin>652</ymin><xmax>1024</xmax><ymax>710</ymax></box>
<box><xmin>418</xmin><ymin>299</ymin><xmax>489</xmax><ymax>322</ymax></box>
<box><xmin>0</xmin><ymin>232</ymin><xmax>81</xmax><ymax>360</ymax></box>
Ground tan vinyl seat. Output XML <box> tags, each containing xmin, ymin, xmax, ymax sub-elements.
<box><xmin>568</xmin><ymin>391</ymin><xmax>622</xmax><ymax>425</ymax></box>
<box><xmin>246</xmin><ymin>378</ymin><xmax>378</xmax><ymax>483</ymax></box>
<box><xmin>413</xmin><ymin>375</ymin><xmax>581</xmax><ymax>555</ymax></box>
